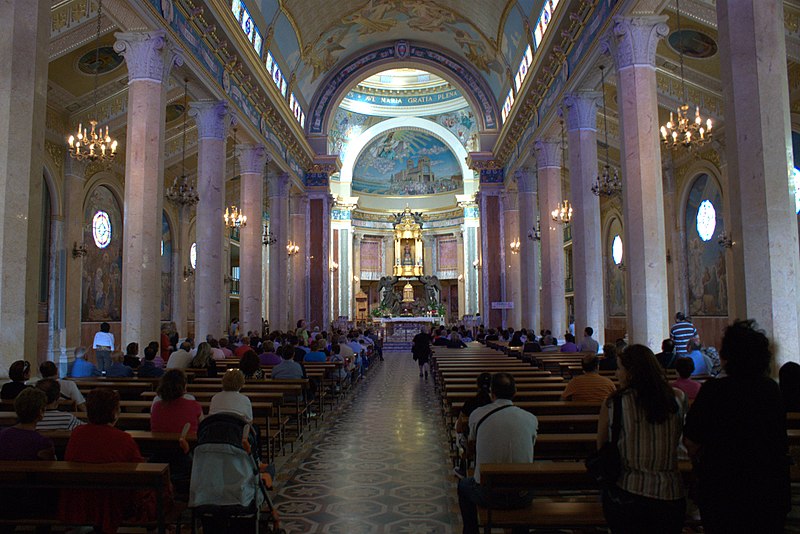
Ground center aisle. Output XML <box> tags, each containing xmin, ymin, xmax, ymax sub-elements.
<box><xmin>274</xmin><ymin>352</ymin><xmax>461</xmax><ymax>533</ymax></box>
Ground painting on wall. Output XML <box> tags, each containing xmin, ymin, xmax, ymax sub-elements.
<box><xmin>360</xmin><ymin>240</ymin><xmax>383</xmax><ymax>272</ymax></box>
<box><xmin>606</xmin><ymin>219</ymin><xmax>626</xmax><ymax>317</ymax></box>
<box><xmin>161</xmin><ymin>212</ymin><xmax>172</xmax><ymax>322</ymax></box>
<box><xmin>81</xmin><ymin>185</ymin><xmax>123</xmax><ymax>322</ymax></box>
<box><xmin>352</xmin><ymin>129</ymin><xmax>463</xmax><ymax>195</ymax></box>
<box><xmin>437</xmin><ymin>237</ymin><xmax>458</xmax><ymax>271</ymax></box>
<box><xmin>685</xmin><ymin>174</ymin><xmax>727</xmax><ymax>316</ymax></box>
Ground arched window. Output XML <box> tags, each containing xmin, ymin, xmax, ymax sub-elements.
<box><xmin>606</xmin><ymin>218</ymin><xmax>625</xmax><ymax>317</ymax></box>
<box><xmin>611</xmin><ymin>235</ymin><xmax>623</xmax><ymax>265</ymax></box>
<box><xmin>82</xmin><ymin>185</ymin><xmax>122</xmax><ymax>322</ymax></box>
<box><xmin>190</xmin><ymin>242</ymin><xmax>197</xmax><ymax>269</ymax></box>
<box><xmin>685</xmin><ymin>174</ymin><xmax>727</xmax><ymax>316</ymax></box>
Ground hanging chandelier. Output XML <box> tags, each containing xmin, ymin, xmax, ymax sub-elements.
<box><xmin>592</xmin><ymin>65</ymin><xmax>622</xmax><ymax>197</ymax></box>
<box><xmin>659</xmin><ymin>0</ymin><xmax>712</xmax><ymax>150</ymax></box>
<box><xmin>67</xmin><ymin>0</ymin><xmax>118</xmax><ymax>162</ymax></box>
<box><xmin>224</xmin><ymin>205</ymin><xmax>247</xmax><ymax>228</ymax></box>
<box><xmin>166</xmin><ymin>78</ymin><xmax>199</xmax><ymax>206</ymax></box>
<box><xmin>551</xmin><ymin>200</ymin><xmax>573</xmax><ymax>224</ymax></box>
<box><xmin>509</xmin><ymin>237</ymin><xmax>521</xmax><ymax>254</ymax></box>
<box><xmin>286</xmin><ymin>241</ymin><xmax>300</xmax><ymax>256</ymax></box>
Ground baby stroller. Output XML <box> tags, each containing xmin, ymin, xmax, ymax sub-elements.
<box><xmin>189</xmin><ymin>413</ymin><xmax>282</xmax><ymax>533</ymax></box>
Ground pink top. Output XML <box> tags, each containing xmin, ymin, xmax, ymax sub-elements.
<box><xmin>671</xmin><ymin>377</ymin><xmax>702</xmax><ymax>400</ymax></box>
<box><xmin>151</xmin><ymin>397</ymin><xmax>203</xmax><ymax>433</ymax></box>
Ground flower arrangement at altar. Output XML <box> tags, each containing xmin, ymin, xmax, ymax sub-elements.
<box><xmin>427</xmin><ymin>303</ymin><xmax>446</xmax><ymax>317</ymax></box>
<box><xmin>371</xmin><ymin>305</ymin><xmax>392</xmax><ymax>318</ymax></box>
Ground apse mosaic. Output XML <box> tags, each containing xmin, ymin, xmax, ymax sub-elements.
<box><xmin>685</xmin><ymin>174</ymin><xmax>727</xmax><ymax>316</ymax></box>
<box><xmin>352</xmin><ymin>129</ymin><xmax>463</xmax><ymax>195</ymax></box>
<box><xmin>82</xmin><ymin>186</ymin><xmax>123</xmax><ymax>322</ymax></box>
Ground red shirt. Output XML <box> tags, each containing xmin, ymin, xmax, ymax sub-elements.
<box><xmin>151</xmin><ymin>397</ymin><xmax>203</xmax><ymax>433</ymax></box>
<box><xmin>60</xmin><ymin>424</ymin><xmax>149</xmax><ymax>532</ymax></box>
<box><xmin>234</xmin><ymin>344</ymin><xmax>251</xmax><ymax>358</ymax></box>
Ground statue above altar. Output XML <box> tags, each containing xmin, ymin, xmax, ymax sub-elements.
<box><xmin>393</xmin><ymin>206</ymin><xmax>424</xmax><ymax>277</ymax></box>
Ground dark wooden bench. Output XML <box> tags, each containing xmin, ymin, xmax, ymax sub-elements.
<box><xmin>0</xmin><ymin>461</ymin><xmax>179</xmax><ymax>533</ymax></box>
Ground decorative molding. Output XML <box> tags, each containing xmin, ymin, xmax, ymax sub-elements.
<box><xmin>113</xmin><ymin>30</ymin><xmax>183</xmax><ymax>84</ymax></box>
<box><xmin>189</xmin><ymin>100</ymin><xmax>235</xmax><ymax>141</ymax></box>
<box><xmin>45</xmin><ymin>141</ymin><xmax>66</xmax><ymax>171</ymax></box>
<box><xmin>268</xmin><ymin>173</ymin><xmax>291</xmax><ymax>198</ymax></box>
<box><xmin>515</xmin><ymin>168</ymin><xmax>536</xmax><ymax>193</ymax></box>
<box><xmin>534</xmin><ymin>139</ymin><xmax>562</xmax><ymax>169</ymax></box>
<box><xmin>604</xmin><ymin>16</ymin><xmax>669</xmax><ymax>71</ymax></box>
<box><xmin>466</xmin><ymin>152</ymin><xmax>503</xmax><ymax>171</ymax></box>
<box><xmin>563</xmin><ymin>92</ymin><xmax>600</xmax><ymax>131</ymax></box>
<box><xmin>236</xmin><ymin>144</ymin><xmax>268</xmax><ymax>174</ymax></box>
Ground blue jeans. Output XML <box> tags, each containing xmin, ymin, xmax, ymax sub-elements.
<box><xmin>457</xmin><ymin>476</ymin><xmax>533</xmax><ymax>534</ymax></box>
<box><xmin>95</xmin><ymin>350</ymin><xmax>111</xmax><ymax>373</ymax></box>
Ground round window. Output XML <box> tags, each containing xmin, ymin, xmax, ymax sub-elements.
<box><xmin>696</xmin><ymin>199</ymin><xmax>716</xmax><ymax>241</ymax></box>
<box><xmin>611</xmin><ymin>235</ymin><xmax>623</xmax><ymax>265</ymax></box>
<box><xmin>92</xmin><ymin>211</ymin><xmax>112</xmax><ymax>249</ymax></box>
<box><xmin>190</xmin><ymin>242</ymin><xmax>197</xmax><ymax>269</ymax></box>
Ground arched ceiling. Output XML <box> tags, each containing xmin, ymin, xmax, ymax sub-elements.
<box><xmin>257</xmin><ymin>0</ymin><xmax>543</xmax><ymax>106</ymax></box>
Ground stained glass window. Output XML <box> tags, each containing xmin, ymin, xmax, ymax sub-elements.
<box><xmin>266</xmin><ymin>52</ymin><xmax>287</xmax><ymax>97</ymax></box>
<box><xmin>190</xmin><ymin>242</ymin><xmax>197</xmax><ymax>269</ymax></box>
<box><xmin>612</xmin><ymin>235</ymin><xmax>623</xmax><ymax>265</ymax></box>
<box><xmin>696</xmin><ymin>199</ymin><xmax>716</xmax><ymax>241</ymax></box>
<box><xmin>230</xmin><ymin>0</ymin><xmax>262</xmax><ymax>56</ymax></box>
<box><xmin>92</xmin><ymin>211</ymin><xmax>112</xmax><ymax>249</ymax></box>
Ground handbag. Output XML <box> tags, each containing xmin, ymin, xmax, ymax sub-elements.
<box><xmin>585</xmin><ymin>394</ymin><xmax>623</xmax><ymax>488</ymax></box>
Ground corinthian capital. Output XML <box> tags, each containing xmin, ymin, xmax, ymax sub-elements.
<box><xmin>604</xmin><ymin>16</ymin><xmax>669</xmax><ymax>70</ymax></box>
<box><xmin>189</xmin><ymin>101</ymin><xmax>236</xmax><ymax>141</ymax></box>
<box><xmin>114</xmin><ymin>30</ymin><xmax>183</xmax><ymax>83</ymax></box>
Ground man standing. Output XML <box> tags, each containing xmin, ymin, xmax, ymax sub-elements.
<box><xmin>458</xmin><ymin>373</ymin><xmax>538</xmax><ymax>534</ymax></box>
<box><xmin>578</xmin><ymin>327</ymin><xmax>600</xmax><ymax>354</ymax></box>
<box><xmin>670</xmin><ymin>312</ymin><xmax>697</xmax><ymax>356</ymax></box>
<box><xmin>560</xmin><ymin>354</ymin><xmax>617</xmax><ymax>403</ymax></box>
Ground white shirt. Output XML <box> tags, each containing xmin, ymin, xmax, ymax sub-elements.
<box><xmin>209</xmin><ymin>391</ymin><xmax>253</xmax><ymax>422</ymax></box>
<box><xmin>166</xmin><ymin>349</ymin><xmax>192</xmax><ymax>369</ymax></box>
<box><xmin>211</xmin><ymin>348</ymin><xmax>226</xmax><ymax>361</ymax></box>
<box><xmin>468</xmin><ymin>399</ymin><xmax>538</xmax><ymax>484</ymax></box>
<box><xmin>92</xmin><ymin>331</ymin><xmax>115</xmax><ymax>350</ymax></box>
<box><xmin>57</xmin><ymin>379</ymin><xmax>86</xmax><ymax>406</ymax></box>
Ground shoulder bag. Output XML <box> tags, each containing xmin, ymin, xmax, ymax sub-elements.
<box><xmin>585</xmin><ymin>394</ymin><xmax>623</xmax><ymax>488</ymax></box>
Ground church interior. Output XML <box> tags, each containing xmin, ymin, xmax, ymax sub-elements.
<box><xmin>2</xmin><ymin>0</ymin><xmax>800</xmax><ymax>531</ymax></box>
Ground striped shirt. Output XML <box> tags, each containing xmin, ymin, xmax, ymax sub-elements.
<box><xmin>670</xmin><ymin>321</ymin><xmax>697</xmax><ymax>354</ymax></box>
<box><xmin>36</xmin><ymin>410</ymin><xmax>84</xmax><ymax>431</ymax></box>
<box><xmin>609</xmin><ymin>389</ymin><xmax>687</xmax><ymax>500</ymax></box>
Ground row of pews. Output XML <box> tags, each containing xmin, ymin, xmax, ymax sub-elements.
<box><xmin>431</xmin><ymin>342</ymin><xmax>800</xmax><ymax>531</ymax></box>
<box><xmin>0</xmin><ymin>349</ymin><xmax>381</xmax><ymax>532</ymax></box>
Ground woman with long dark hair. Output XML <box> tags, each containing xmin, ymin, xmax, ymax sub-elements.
<box><xmin>597</xmin><ymin>344</ymin><xmax>686</xmax><ymax>533</ymax></box>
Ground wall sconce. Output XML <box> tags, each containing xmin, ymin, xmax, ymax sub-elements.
<box><xmin>457</xmin><ymin>274</ymin><xmax>464</xmax><ymax>281</ymax></box>
<box><xmin>509</xmin><ymin>237</ymin><xmax>521</xmax><ymax>255</ymax></box>
<box><xmin>528</xmin><ymin>217</ymin><xmax>542</xmax><ymax>241</ymax></box>
<box><xmin>717</xmin><ymin>231</ymin><xmax>734</xmax><ymax>249</ymax></box>
<box><xmin>72</xmin><ymin>241</ymin><xmax>88</xmax><ymax>258</ymax></box>
<box><xmin>329</xmin><ymin>260</ymin><xmax>339</xmax><ymax>272</ymax></box>
<box><xmin>472</xmin><ymin>259</ymin><xmax>480</xmax><ymax>269</ymax></box>
<box><xmin>182</xmin><ymin>266</ymin><xmax>194</xmax><ymax>281</ymax></box>
<box><xmin>353</xmin><ymin>275</ymin><xmax>360</xmax><ymax>283</ymax></box>
<box><xmin>286</xmin><ymin>241</ymin><xmax>300</xmax><ymax>256</ymax></box>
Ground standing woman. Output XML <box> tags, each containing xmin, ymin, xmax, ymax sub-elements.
<box><xmin>412</xmin><ymin>327</ymin><xmax>432</xmax><ymax>379</ymax></box>
<box><xmin>92</xmin><ymin>321</ymin><xmax>115</xmax><ymax>374</ymax></box>
<box><xmin>684</xmin><ymin>320</ymin><xmax>790</xmax><ymax>533</ymax></box>
<box><xmin>598</xmin><ymin>344</ymin><xmax>686</xmax><ymax>533</ymax></box>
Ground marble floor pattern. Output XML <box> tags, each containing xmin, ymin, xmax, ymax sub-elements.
<box><xmin>272</xmin><ymin>353</ymin><xmax>461</xmax><ymax>534</ymax></box>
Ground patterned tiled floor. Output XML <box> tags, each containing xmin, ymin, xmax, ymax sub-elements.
<box><xmin>273</xmin><ymin>353</ymin><xmax>461</xmax><ymax>533</ymax></box>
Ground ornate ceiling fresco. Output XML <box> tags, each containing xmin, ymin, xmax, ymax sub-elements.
<box><xmin>257</xmin><ymin>0</ymin><xmax>543</xmax><ymax>106</ymax></box>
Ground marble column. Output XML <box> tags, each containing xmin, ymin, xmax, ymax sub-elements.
<box><xmin>606</xmin><ymin>16</ymin><xmax>670</xmax><ymax>349</ymax></box>
<box><xmin>479</xmin><ymin>188</ymin><xmax>505</xmax><ymax>327</ymax></box>
<box><xmin>462</xmin><ymin>205</ymin><xmax>481</xmax><ymax>317</ymax></box>
<box><xmin>456</xmin><ymin>232</ymin><xmax>466</xmax><ymax>320</ymax></box>
<box><xmin>423</xmin><ymin>235</ymin><xmax>435</xmax><ymax>277</ymax></box>
<box><xmin>503</xmin><ymin>190</ymin><xmax>521</xmax><ymax>328</ymax></box>
<box><xmin>267</xmin><ymin>173</ymin><xmax>290</xmax><ymax>331</ymax></box>
<box><xmin>0</xmin><ymin>0</ymin><xmax>48</xmax><ymax>375</ymax></box>
<box><xmin>189</xmin><ymin>101</ymin><xmax>233</xmax><ymax>341</ymax></box>
<box><xmin>171</xmin><ymin>205</ymin><xmax>191</xmax><ymax>338</ymax></box>
<box><xmin>564</xmin><ymin>92</ymin><xmax>605</xmax><ymax>346</ymax></box>
<box><xmin>47</xmin><ymin>213</ymin><xmax>67</xmax><ymax>372</ymax></box>
<box><xmin>352</xmin><ymin>231</ymin><xmax>362</xmax><ymax>312</ymax></box>
<box><xmin>717</xmin><ymin>0</ymin><xmax>800</xmax><ymax>366</ymax></box>
<box><xmin>535</xmin><ymin>139</ymin><xmax>565</xmax><ymax>337</ymax></box>
<box><xmin>237</xmin><ymin>144</ymin><xmax>267</xmax><ymax>336</ymax></box>
<box><xmin>63</xmin><ymin>158</ymin><xmax>87</xmax><ymax>351</ymax></box>
<box><xmin>516</xmin><ymin>169</ymin><xmax>540</xmax><ymax>332</ymax></box>
<box><xmin>115</xmin><ymin>31</ymin><xmax>181</xmax><ymax>346</ymax></box>
<box><xmin>307</xmin><ymin>191</ymin><xmax>332</xmax><ymax>330</ymax></box>
<box><xmin>290</xmin><ymin>192</ymin><xmax>308</xmax><ymax>325</ymax></box>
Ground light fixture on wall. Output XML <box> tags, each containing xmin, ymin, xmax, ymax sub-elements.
<box><xmin>472</xmin><ymin>259</ymin><xmax>480</xmax><ymax>269</ymax></box>
<box><xmin>67</xmin><ymin>0</ymin><xmax>118</xmax><ymax>163</ymax></box>
<box><xmin>166</xmin><ymin>78</ymin><xmax>199</xmax><ymax>206</ymax></box>
<box><xmin>717</xmin><ymin>230</ymin><xmax>734</xmax><ymax>248</ymax></box>
<box><xmin>617</xmin><ymin>261</ymin><xmax>626</xmax><ymax>272</ymax></box>
<box><xmin>286</xmin><ymin>241</ymin><xmax>299</xmax><ymax>256</ymax></box>
<box><xmin>551</xmin><ymin>200</ymin><xmax>573</xmax><ymax>224</ymax></box>
<box><xmin>329</xmin><ymin>260</ymin><xmax>339</xmax><ymax>272</ymax></box>
<box><xmin>224</xmin><ymin>205</ymin><xmax>247</xmax><ymax>228</ymax></box>
<box><xmin>353</xmin><ymin>275</ymin><xmax>360</xmax><ymax>283</ymax></box>
<box><xmin>659</xmin><ymin>0</ymin><xmax>712</xmax><ymax>150</ymax></box>
<box><xmin>528</xmin><ymin>217</ymin><xmax>542</xmax><ymax>241</ymax></box>
<box><xmin>182</xmin><ymin>266</ymin><xmax>194</xmax><ymax>281</ymax></box>
<box><xmin>457</xmin><ymin>273</ymin><xmax>464</xmax><ymax>281</ymax></box>
<box><xmin>592</xmin><ymin>65</ymin><xmax>622</xmax><ymax>197</ymax></box>
<box><xmin>509</xmin><ymin>237</ymin><xmax>521</xmax><ymax>254</ymax></box>
<box><xmin>72</xmin><ymin>241</ymin><xmax>88</xmax><ymax>258</ymax></box>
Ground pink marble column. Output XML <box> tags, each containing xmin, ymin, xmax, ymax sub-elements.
<box><xmin>267</xmin><ymin>173</ymin><xmax>290</xmax><ymax>332</ymax></box>
<box><xmin>290</xmin><ymin>192</ymin><xmax>309</xmax><ymax>326</ymax></box>
<box><xmin>717</xmin><ymin>0</ymin><xmax>800</xmax><ymax>366</ymax></box>
<box><xmin>307</xmin><ymin>191</ymin><xmax>332</xmax><ymax>330</ymax></box>
<box><xmin>503</xmin><ymin>190</ymin><xmax>521</xmax><ymax>329</ymax></box>
<box><xmin>606</xmin><ymin>16</ymin><xmax>670</xmax><ymax>349</ymax></box>
<box><xmin>236</xmin><ymin>144</ymin><xmax>267</xmax><ymax>337</ymax></box>
<box><xmin>115</xmin><ymin>31</ymin><xmax>182</xmax><ymax>347</ymax></box>
<box><xmin>516</xmin><ymin>169</ymin><xmax>540</xmax><ymax>333</ymax></box>
<box><xmin>564</xmin><ymin>92</ymin><xmax>605</xmax><ymax>347</ymax></box>
<box><xmin>535</xmin><ymin>139</ymin><xmax>565</xmax><ymax>337</ymax></box>
<box><xmin>189</xmin><ymin>101</ymin><xmax>233</xmax><ymax>341</ymax></box>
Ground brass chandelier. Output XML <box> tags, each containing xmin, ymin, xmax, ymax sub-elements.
<box><xmin>166</xmin><ymin>78</ymin><xmax>199</xmax><ymax>206</ymax></box>
<box><xmin>592</xmin><ymin>65</ymin><xmax>622</xmax><ymax>197</ymax></box>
